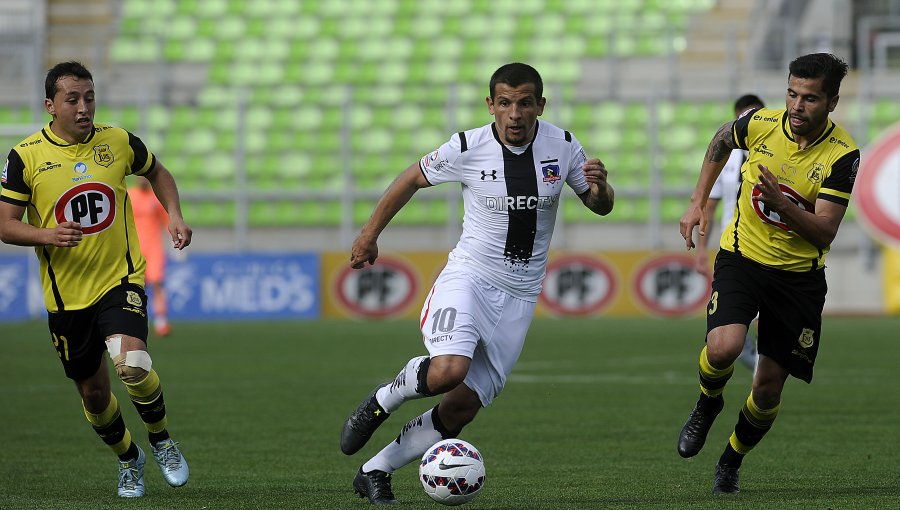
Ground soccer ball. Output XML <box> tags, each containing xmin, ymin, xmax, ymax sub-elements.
<box><xmin>419</xmin><ymin>439</ymin><xmax>486</xmax><ymax>506</ymax></box>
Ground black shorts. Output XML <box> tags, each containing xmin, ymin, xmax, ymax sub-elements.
<box><xmin>47</xmin><ymin>283</ymin><xmax>149</xmax><ymax>381</ymax></box>
<box><xmin>707</xmin><ymin>250</ymin><xmax>827</xmax><ymax>383</ymax></box>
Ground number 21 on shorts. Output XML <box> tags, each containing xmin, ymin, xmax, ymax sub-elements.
<box><xmin>51</xmin><ymin>332</ymin><xmax>70</xmax><ymax>360</ymax></box>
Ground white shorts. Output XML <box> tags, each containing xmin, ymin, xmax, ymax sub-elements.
<box><xmin>419</xmin><ymin>262</ymin><xmax>536</xmax><ymax>407</ymax></box>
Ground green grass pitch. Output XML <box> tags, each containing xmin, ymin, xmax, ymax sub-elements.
<box><xmin>1</xmin><ymin>317</ymin><xmax>898</xmax><ymax>509</ymax></box>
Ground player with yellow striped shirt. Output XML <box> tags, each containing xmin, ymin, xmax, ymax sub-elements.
<box><xmin>676</xmin><ymin>53</ymin><xmax>859</xmax><ymax>494</ymax></box>
<box><xmin>0</xmin><ymin>62</ymin><xmax>193</xmax><ymax>498</ymax></box>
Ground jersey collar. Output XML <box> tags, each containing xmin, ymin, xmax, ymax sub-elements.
<box><xmin>780</xmin><ymin>111</ymin><xmax>835</xmax><ymax>150</ymax></box>
<box><xmin>42</xmin><ymin>121</ymin><xmax>96</xmax><ymax>147</ymax></box>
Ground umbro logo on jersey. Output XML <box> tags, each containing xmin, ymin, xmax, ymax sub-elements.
<box><xmin>480</xmin><ymin>169</ymin><xmax>497</xmax><ymax>180</ymax></box>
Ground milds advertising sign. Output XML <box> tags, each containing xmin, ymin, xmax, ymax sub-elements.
<box><xmin>165</xmin><ymin>253</ymin><xmax>319</xmax><ymax>320</ymax></box>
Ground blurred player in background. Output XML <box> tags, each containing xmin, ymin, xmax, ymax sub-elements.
<box><xmin>694</xmin><ymin>94</ymin><xmax>766</xmax><ymax>373</ymax></box>
<box><xmin>677</xmin><ymin>53</ymin><xmax>859</xmax><ymax>494</ymax></box>
<box><xmin>339</xmin><ymin>62</ymin><xmax>615</xmax><ymax>505</ymax></box>
<box><xmin>0</xmin><ymin>62</ymin><xmax>192</xmax><ymax>498</ymax></box>
<box><xmin>130</xmin><ymin>176</ymin><xmax>171</xmax><ymax>337</ymax></box>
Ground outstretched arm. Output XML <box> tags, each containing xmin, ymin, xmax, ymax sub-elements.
<box><xmin>680</xmin><ymin>121</ymin><xmax>738</xmax><ymax>250</ymax></box>
<box><xmin>350</xmin><ymin>162</ymin><xmax>431</xmax><ymax>269</ymax></box>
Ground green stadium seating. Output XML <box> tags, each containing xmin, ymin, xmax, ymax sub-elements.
<box><xmin>181</xmin><ymin>201</ymin><xmax>235</xmax><ymax>226</ymax></box>
<box><xmin>661</xmin><ymin>197</ymin><xmax>687</xmax><ymax>222</ymax></box>
<box><xmin>0</xmin><ymin>105</ymin><xmax>37</xmax><ymax>124</ymax></box>
<box><xmin>0</xmin><ymin>0</ymin><xmax>741</xmax><ymax>227</ymax></box>
<box><xmin>872</xmin><ymin>98</ymin><xmax>900</xmax><ymax>127</ymax></box>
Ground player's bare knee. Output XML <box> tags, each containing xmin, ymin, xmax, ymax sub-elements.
<box><xmin>427</xmin><ymin>357</ymin><xmax>469</xmax><ymax>393</ymax></box>
<box><xmin>80</xmin><ymin>387</ymin><xmax>110</xmax><ymax>411</ymax></box>
<box><xmin>706</xmin><ymin>348</ymin><xmax>740</xmax><ymax>368</ymax></box>
<box><xmin>751</xmin><ymin>380</ymin><xmax>784</xmax><ymax>408</ymax></box>
<box><xmin>438</xmin><ymin>390</ymin><xmax>481</xmax><ymax>433</ymax></box>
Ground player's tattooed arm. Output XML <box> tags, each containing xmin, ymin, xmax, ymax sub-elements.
<box><xmin>681</xmin><ymin>121</ymin><xmax>738</xmax><ymax>250</ymax></box>
<box><xmin>579</xmin><ymin>158</ymin><xmax>614</xmax><ymax>216</ymax></box>
<box><xmin>704</xmin><ymin>121</ymin><xmax>738</xmax><ymax>163</ymax></box>
<box><xmin>582</xmin><ymin>183</ymin><xmax>614</xmax><ymax>216</ymax></box>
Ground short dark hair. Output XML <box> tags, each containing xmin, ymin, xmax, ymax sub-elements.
<box><xmin>45</xmin><ymin>61</ymin><xmax>93</xmax><ymax>100</ymax></box>
<box><xmin>788</xmin><ymin>53</ymin><xmax>848</xmax><ymax>99</ymax></box>
<box><xmin>733</xmin><ymin>94</ymin><xmax>765</xmax><ymax>113</ymax></box>
<box><xmin>489</xmin><ymin>63</ymin><xmax>543</xmax><ymax>100</ymax></box>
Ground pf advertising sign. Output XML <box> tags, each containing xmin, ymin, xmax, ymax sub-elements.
<box><xmin>323</xmin><ymin>250</ymin><xmax>712</xmax><ymax>319</ymax></box>
<box><xmin>630</xmin><ymin>254</ymin><xmax>711</xmax><ymax>316</ymax></box>
<box><xmin>538</xmin><ymin>251</ymin><xmax>710</xmax><ymax>317</ymax></box>
<box><xmin>539</xmin><ymin>254</ymin><xmax>618</xmax><ymax>316</ymax></box>
<box><xmin>322</xmin><ymin>252</ymin><xmax>446</xmax><ymax>319</ymax></box>
<box><xmin>856</xmin><ymin>124</ymin><xmax>900</xmax><ymax>246</ymax></box>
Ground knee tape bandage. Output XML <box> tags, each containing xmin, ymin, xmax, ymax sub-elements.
<box><xmin>108</xmin><ymin>337</ymin><xmax>153</xmax><ymax>384</ymax></box>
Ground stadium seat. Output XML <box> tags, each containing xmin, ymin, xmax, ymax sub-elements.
<box><xmin>661</xmin><ymin>197</ymin><xmax>688</xmax><ymax>222</ymax></box>
<box><xmin>0</xmin><ymin>105</ymin><xmax>36</xmax><ymax>124</ymax></box>
<box><xmin>180</xmin><ymin>201</ymin><xmax>234</xmax><ymax>226</ymax></box>
<box><xmin>872</xmin><ymin>98</ymin><xmax>900</xmax><ymax>127</ymax></box>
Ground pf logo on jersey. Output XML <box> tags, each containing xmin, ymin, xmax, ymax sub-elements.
<box><xmin>54</xmin><ymin>182</ymin><xmax>116</xmax><ymax>234</ymax></box>
<box><xmin>751</xmin><ymin>182</ymin><xmax>813</xmax><ymax>231</ymax></box>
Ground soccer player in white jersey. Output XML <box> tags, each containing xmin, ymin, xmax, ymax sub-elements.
<box><xmin>694</xmin><ymin>94</ymin><xmax>766</xmax><ymax>373</ymax></box>
<box><xmin>340</xmin><ymin>62</ymin><xmax>615</xmax><ymax>505</ymax></box>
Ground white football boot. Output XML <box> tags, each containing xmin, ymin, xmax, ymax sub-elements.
<box><xmin>117</xmin><ymin>446</ymin><xmax>146</xmax><ymax>498</ymax></box>
<box><xmin>151</xmin><ymin>438</ymin><xmax>190</xmax><ymax>487</ymax></box>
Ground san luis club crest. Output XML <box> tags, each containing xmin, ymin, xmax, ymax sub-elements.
<box><xmin>92</xmin><ymin>144</ymin><xmax>114</xmax><ymax>167</ymax></box>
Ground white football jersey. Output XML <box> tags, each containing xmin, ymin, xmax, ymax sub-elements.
<box><xmin>708</xmin><ymin>148</ymin><xmax>747</xmax><ymax>229</ymax></box>
<box><xmin>419</xmin><ymin>120</ymin><xmax>591</xmax><ymax>300</ymax></box>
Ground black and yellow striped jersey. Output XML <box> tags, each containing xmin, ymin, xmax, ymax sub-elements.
<box><xmin>1</xmin><ymin>122</ymin><xmax>156</xmax><ymax>311</ymax></box>
<box><xmin>721</xmin><ymin>107</ymin><xmax>859</xmax><ymax>272</ymax></box>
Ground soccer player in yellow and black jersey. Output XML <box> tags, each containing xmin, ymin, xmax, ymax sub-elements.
<box><xmin>0</xmin><ymin>62</ymin><xmax>193</xmax><ymax>498</ymax></box>
<box><xmin>676</xmin><ymin>53</ymin><xmax>859</xmax><ymax>494</ymax></box>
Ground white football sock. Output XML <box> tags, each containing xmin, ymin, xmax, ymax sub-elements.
<box><xmin>363</xmin><ymin>407</ymin><xmax>443</xmax><ymax>473</ymax></box>
<box><xmin>376</xmin><ymin>355</ymin><xmax>431</xmax><ymax>413</ymax></box>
